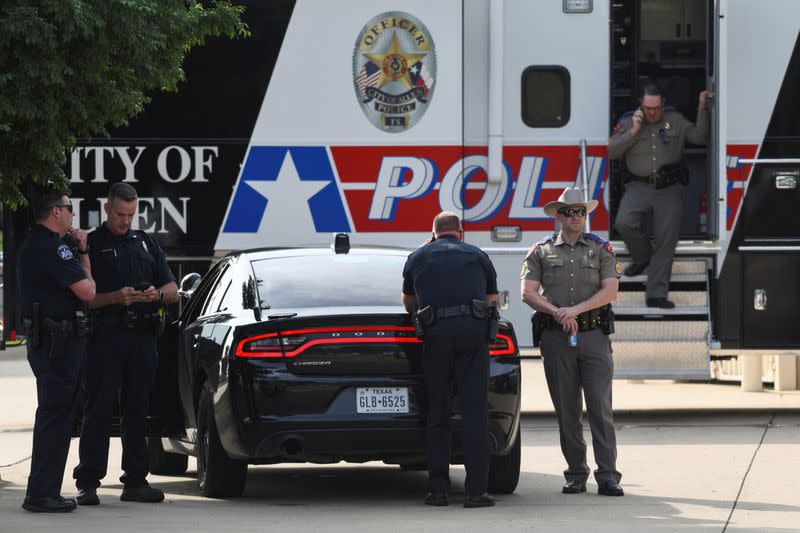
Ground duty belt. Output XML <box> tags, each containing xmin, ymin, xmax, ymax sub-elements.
<box><xmin>541</xmin><ymin>309</ymin><xmax>605</xmax><ymax>332</ymax></box>
<box><xmin>434</xmin><ymin>304</ymin><xmax>474</xmax><ymax>320</ymax></box>
<box><xmin>630</xmin><ymin>172</ymin><xmax>662</xmax><ymax>186</ymax></box>
<box><xmin>95</xmin><ymin>309</ymin><xmax>159</xmax><ymax>331</ymax></box>
<box><xmin>24</xmin><ymin>314</ymin><xmax>92</xmax><ymax>337</ymax></box>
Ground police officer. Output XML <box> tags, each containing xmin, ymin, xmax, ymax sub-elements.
<box><xmin>520</xmin><ymin>188</ymin><xmax>624</xmax><ymax>497</ymax></box>
<box><xmin>402</xmin><ymin>211</ymin><xmax>498</xmax><ymax>508</ymax></box>
<box><xmin>18</xmin><ymin>189</ymin><xmax>96</xmax><ymax>512</ymax></box>
<box><xmin>73</xmin><ymin>183</ymin><xmax>178</xmax><ymax>505</ymax></box>
<box><xmin>609</xmin><ymin>82</ymin><xmax>709</xmax><ymax>308</ymax></box>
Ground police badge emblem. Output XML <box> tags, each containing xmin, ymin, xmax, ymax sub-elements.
<box><xmin>57</xmin><ymin>244</ymin><xmax>74</xmax><ymax>261</ymax></box>
<box><xmin>353</xmin><ymin>12</ymin><xmax>437</xmax><ymax>132</ymax></box>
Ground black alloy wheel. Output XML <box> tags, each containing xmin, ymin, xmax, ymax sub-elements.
<box><xmin>148</xmin><ymin>437</ymin><xmax>189</xmax><ymax>475</ymax></box>
<box><xmin>487</xmin><ymin>429</ymin><xmax>521</xmax><ymax>494</ymax></box>
<box><xmin>196</xmin><ymin>388</ymin><xmax>248</xmax><ymax>498</ymax></box>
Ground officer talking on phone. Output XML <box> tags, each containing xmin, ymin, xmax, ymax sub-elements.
<box><xmin>72</xmin><ymin>183</ymin><xmax>178</xmax><ymax>506</ymax></box>
<box><xmin>18</xmin><ymin>188</ymin><xmax>96</xmax><ymax>513</ymax></box>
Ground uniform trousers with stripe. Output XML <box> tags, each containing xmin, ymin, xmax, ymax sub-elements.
<box><xmin>540</xmin><ymin>327</ymin><xmax>621</xmax><ymax>484</ymax></box>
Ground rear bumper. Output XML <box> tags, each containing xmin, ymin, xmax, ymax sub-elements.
<box><xmin>217</xmin><ymin>358</ymin><xmax>522</xmax><ymax>463</ymax></box>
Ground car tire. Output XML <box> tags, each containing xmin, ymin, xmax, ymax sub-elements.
<box><xmin>197</xmin><ymin>389</ymin><xmax>247</xmax><ymax>498</ymax></box>
<box><xmin>487</xmin><ymin>430</ymin><xmax>520</xmax><ymax>494</ymax></box>
<box><xmin>148</xmin><ymin>437</ymin><xmax>188</xmax><ymax>475</ymax></box>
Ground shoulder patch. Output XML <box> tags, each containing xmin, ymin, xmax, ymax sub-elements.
<box><xmin>57</xmin><ymin>244</ymin><xmax>74</xmax><ymax>261</ymax></box>
<box><xmin>526</xmin><ymin>232</ymin><xmax>556</xmax><ymax>260</ymax></box>
<box><xmin>615</xmin><ymin>263</ymin><xmax>622</xmax><ymax>274</ymax></box>
<box><xmin>604</xmin><ymin>242</ymin><xmax>617</xmax><ymax>257</ymax></box>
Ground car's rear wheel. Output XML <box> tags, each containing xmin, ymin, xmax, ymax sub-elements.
<box><xmin>148</xmin><ymin>437</ymin><xmax>188</xmax><ymax>475</ymax></box>
<box><xmin>487</xmin><ymin>430</ymin><xmax>520</xmax><ymax>494</ymax></box>
<box><xmin>197</xmin><ymin>389</ymin><xmax>247</xmax><ymax>498</ymax></box>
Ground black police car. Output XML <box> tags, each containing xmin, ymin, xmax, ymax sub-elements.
<box><xmin>148</xmin><ymin>237</ymin><xmax>522</xmax><ymax>498</ymax></box>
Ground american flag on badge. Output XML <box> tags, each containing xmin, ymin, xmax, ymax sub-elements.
<box><xmin>357</xmin><ymin>62</ymin><xmax>381</xmax><ymax>96</ymax></box>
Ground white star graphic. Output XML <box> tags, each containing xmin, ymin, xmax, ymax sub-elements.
<box><xmin>244</xmin><ymin>151</ymin><xmax>329</xmax><ymax>244</ymax></box>
<box><xmin>409</xmin><ymin>64</ymin><xmax>419</xmax><ymax>75</ymax></box>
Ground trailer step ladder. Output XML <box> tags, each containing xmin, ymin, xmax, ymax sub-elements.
<box><xmin>611</xmin><ymin>257</ymin><xmax>711</xmax><ymax>380</ymax></box>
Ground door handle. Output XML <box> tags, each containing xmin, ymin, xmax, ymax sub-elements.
<box><xmin>754</xmin><ymin>289</ymin><xmax>767</xmax><ymax>311</ymax></box>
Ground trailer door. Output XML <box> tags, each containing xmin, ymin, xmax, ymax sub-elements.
<box><xmin>462</xmin><ymin>0</ymin><xmax>610</xmax><ymax>347</ymax></box>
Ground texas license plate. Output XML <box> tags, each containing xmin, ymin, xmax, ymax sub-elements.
<box><xmin>356</xmin><ymin>387</ymin><xmax>409</xmax><ymax>413</ymax></box>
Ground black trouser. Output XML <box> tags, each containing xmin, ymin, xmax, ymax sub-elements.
<box><xmin>422</xmin><ymin>316</ymin><xmax>489</xmax><ymax>497</ymax></box>
<box><xmin>26</xmin><ymin>336</ymin><xmax>86</xmax><ymax>498</ymax></box>
<box><xmin>73</xmin><ymin>326</ymin><xmax>157</xmax><ymax>489</ymax></box>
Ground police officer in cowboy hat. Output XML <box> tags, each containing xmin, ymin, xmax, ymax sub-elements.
<box><xmin>520</xmin><ymin>188</ymin><xmax>624</xmax><ymax>497</ymax></box>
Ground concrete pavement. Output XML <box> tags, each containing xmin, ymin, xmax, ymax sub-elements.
<box><xmin>2</xmin><ymin>344</ymin><xmax>799</xmax><ymax>532</ymax></box>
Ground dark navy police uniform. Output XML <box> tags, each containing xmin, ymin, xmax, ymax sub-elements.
<box><xmin>73</xmin><ymin>224</ymin><xmax>176</xmax><ymax>490</ymax></box>
<box><xmin>18</xmin><ymin>225</ymin><xmax>88</xmax><ymax>498</ymax></box>
<box><xmin>402</xmin><ymin>235</ymin><xmax>498</xmax><ymax>497</ymax></box>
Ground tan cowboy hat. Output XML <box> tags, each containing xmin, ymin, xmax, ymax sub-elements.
<box><xmin>543</xmin><ymin>188</ymin><xmax>598</xmax><ymax>218</ymax></box>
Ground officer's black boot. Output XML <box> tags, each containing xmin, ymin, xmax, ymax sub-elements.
<box><xmin>21</xmin><ymin>496</ymin><xmax>77</xmax><ymax>513</ymax></box>
<box><xmin>76</xmin><ymin>488</ymin><xmax>100</xmax><ymax>506</ymax></box>
<box><xmin>120</xmin><ymin>481</ymin><xmax>164</xmax><ymax>503</ymax></box>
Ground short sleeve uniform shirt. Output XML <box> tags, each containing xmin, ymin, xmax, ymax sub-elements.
<box><xmin>521</xmin><ymin>232</ymin><xmax>620</xmax><ymax>308</ymax></box>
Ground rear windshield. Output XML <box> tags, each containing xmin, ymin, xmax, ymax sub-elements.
<box><xmin>251</xmin><ymin>254</ymin><xmax>407</xmax><ymax>309</ymax></box>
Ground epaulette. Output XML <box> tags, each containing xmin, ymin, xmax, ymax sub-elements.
<box><xmin>585</xmin><ymin>233</ymin><xmax>616</xmax><ymax>257</ymax></box>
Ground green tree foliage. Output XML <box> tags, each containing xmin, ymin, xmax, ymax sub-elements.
<box><xmin>0</xmin><ymin>0</ymin><xmax>248</xmax><ymax>208</ymax></box>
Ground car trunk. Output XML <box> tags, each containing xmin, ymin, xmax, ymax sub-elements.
<box><xmin>233</xmin><ymin>310</ymin><xmax>423</xmax><ymax>376</ymax></box>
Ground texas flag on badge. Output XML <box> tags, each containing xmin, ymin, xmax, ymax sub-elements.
<box><xmin>408</xmin><ymin>61</ymin><xmax>433</xmax><ymax>97</ymax></box>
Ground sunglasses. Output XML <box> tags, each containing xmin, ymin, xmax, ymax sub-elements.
<box><xmin>52</xmin><ymin>203</ymin><xmax>74</xmax><ymax>213</ymax></box>
<box><xmin>557</xmin><ymin>207</ymin><xmax>587</xmax><ymax>217</ymax></box>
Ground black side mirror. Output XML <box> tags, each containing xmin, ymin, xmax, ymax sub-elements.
<box><xmin>178</xmin><ymin>273</ymin><xmax>201</xmax><ymax>299</ymax></box>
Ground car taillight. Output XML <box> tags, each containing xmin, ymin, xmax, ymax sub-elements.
<box><xmin>235</xmin><ymin>326</ymin><xmax>420</xmax><ymax>358</ymax></box>
<box><xmin>236</xmin><ymin>333</ymin><xmax>309</xmax><ymax>357</ymax></box>
<box><xmin>489</xmin><ymin>333</ymin><xmax>515</xmax><ymax>356</ymax></box>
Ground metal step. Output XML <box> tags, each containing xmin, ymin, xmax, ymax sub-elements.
<box><xmin>607</xmin><ymin>253</ymin><xmax>711</xmax><ymax>379</ymax></box>
<box><xmin>612</xmin><ymin>339</ymin><xmax>710</xmax><ymax>379</ymax></box>
<box><xmin>614</xmin><ymin>306</ymin><xmax>708</xmax><ymax>316</ymax></box>
<box><xmin>617</xmin><ymin>258</ymin><xmax>710</xmax><ymax>283</ymax></box>
<box><xmin>614</xmin><ymin>290</ymin><xmax>708</xmax><ymax>307</ymax></box>
<box><xmin>613</xmin><ymin>320</ymin><xmax>707</xmax><ymax>340</ymax></box>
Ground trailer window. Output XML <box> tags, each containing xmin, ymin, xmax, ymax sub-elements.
<box><xmin>521</xmin><ymin>66</ymin><xmax>570</xmax><ymax>127</ymax></box>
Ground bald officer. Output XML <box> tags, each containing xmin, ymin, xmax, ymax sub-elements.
<box><xmin>403</xmin><ymin>211</ymin><xmax>498</xmax><ymax>509</ymax></box>
<box><xmin>521</xmin><ymin>188</ymin><xmax>623</xmax><ymax>497</ymax></box>
<box><xmin>609</xmin><ymin>82</ymin><xmax>708</xmax><ymax>308</ymax></box>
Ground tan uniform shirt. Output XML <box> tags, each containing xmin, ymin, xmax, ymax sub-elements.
<box><xmin>607</xmin><ymin>108</ymin><xmax>708</xmax><ymax>177</ymax></box>
<box><xmin>521</xmin><ymin>232</ymin><xmax>620</xmax><ymax>308</ymax></box>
